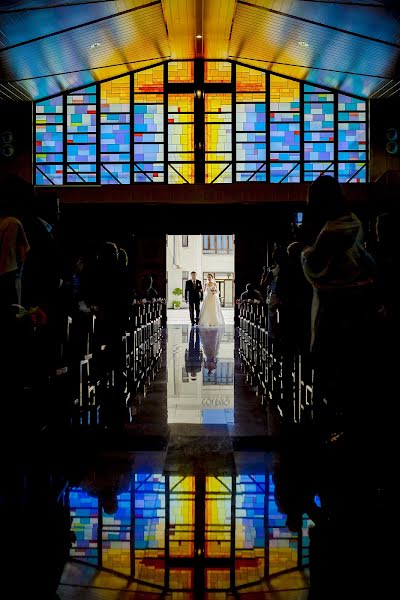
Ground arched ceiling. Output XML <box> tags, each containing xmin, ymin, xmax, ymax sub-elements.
<box><xmin>1</xmin><ymin>0</ymin><xmax>400</xmax><ymax>101</ymax></box>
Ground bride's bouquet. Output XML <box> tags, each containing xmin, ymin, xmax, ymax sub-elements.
<box><xmin>210</xmin><ymin>284</ymin><xmax>218</xmax><ymax>296</ymax></box>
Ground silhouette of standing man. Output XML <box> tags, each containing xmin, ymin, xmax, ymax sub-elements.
<box><xmin>185</xmin><ymin>270</ymin><xmax>203</xmax><ymax>326</ymax></box>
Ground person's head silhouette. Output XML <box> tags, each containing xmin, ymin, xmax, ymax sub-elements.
<box><xmin>101</xmin><ymin>490</ymin><xmax>118</xmax><ymax>515</ymax></box>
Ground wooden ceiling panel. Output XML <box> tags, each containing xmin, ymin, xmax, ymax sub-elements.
<box><xmin>161</xmin><ymin>0</ymin><xmax>196</xmax><ymax>59</ymax></box>
<box><xmin>229</xmin><ymin>1</ymin><xmax>400</xmax><ymax>97</ymax></box>
<box><xmin>204</xmin><ymin>0</ymin><xmax>236</xmax><ymax>59</ymax></box>
<box><xmin>0</xmin><ymin>1</ymin><xmax>170</xmax><ymax>100</ymax></box>
<box><xmin>1</xmin><ymin>0</ymin><xmax>400</xmax><ymax>100</ymax></box>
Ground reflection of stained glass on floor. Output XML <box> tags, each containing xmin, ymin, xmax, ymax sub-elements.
<box><xmin>68</xmin><ymin>470</ymin><xmax>311</xmax><ymax>592</ymax></box>
<box><xmin>206</xmin><ymin>477</ymin><xmax>232</xmax><ymax>558</ymax></box>
<box><xmin>170</xmin><ymin>476</ymin><xmax>195</xmax><ymax>558</ymax></box>
<box><xmin>69</xmin><ymin>491</ymin><xmax>99</xmax><ymax>564</ymax></box>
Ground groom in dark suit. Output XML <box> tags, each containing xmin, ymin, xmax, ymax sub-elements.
<box><xmin>185</xmin><ymin>271</ymin><xmax>203</xmax><ymax>326</ymax></box>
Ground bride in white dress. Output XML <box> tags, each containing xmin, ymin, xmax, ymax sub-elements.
<box><xmin>198</xmin><ymin>274</ymin><xmax>225</xmax><ymax>327</ymax></box>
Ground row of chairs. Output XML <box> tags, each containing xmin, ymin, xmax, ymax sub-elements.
<box><xmin>237</xmin><ymin>302</ymin><xmax>313</xmax><ymax>423</ymax></box>
<box><xmin>50</xmin><ymin>301</ymin><xmax>165</xmax><ymax>429</ymax></box>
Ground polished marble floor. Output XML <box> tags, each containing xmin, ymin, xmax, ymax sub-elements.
<box><xmin>8</xmin><ymin>323</ymin><xmax>389</xmax><ymax>599</ymax></box>
<box><xmin>56</xmin><ymin>324</ymin><xmax>311</xmax><ymax>599</ymax></box>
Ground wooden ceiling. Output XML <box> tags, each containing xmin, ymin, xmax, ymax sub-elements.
<box><xmin>1</xmin><ymin>0</ymin><xmax>400</xmax><ymax>101</ymax></box>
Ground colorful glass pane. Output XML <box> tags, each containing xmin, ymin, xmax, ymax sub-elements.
<box><xmin>169</xmin><ymin>476</ymin><xmax>195</xmax><ymax>558</ymax></box>
<box><xmin>35</xmin><ymin>97</ymin><xmax>63</xmax><ymax>185</ymax></box>
<box><xmin>168</xmin><ymin>61</ymin><xmax>194</xmax><ymax>82</ymax></box>
<box><xmin>205</xmin><ymin>61</ymin><xmax>231</xmax><ymax>83</ymax></box>
<box><xmin>303</xmin><ymin>82</ymin><xmax>334</xmax><ymax>181</ymax></box>
<box><xmin>270</xmin><ymin>75</ymin><xmax>300</xmax><ymax>182</ymax></box>
<box><xmin>69</xmin><ymin>489</ymin><xmax>99</xmax><ymax>564</ymax></box>
<box><xmin>66</xmin><ymin>84</ymin><xmax>97</xmax><ymax>183</ymax></box>
<box><xmin>338</xmin><ymin>95</ymin><xmax>367</xmax><ymax>182</ymax></box>
<box><xmin>100</xmin><ymin>76</ymin><xmax>130</xmax><ymax>184</ymax></box>
<box><xmin>205</xmin><ymin>477</ymin><xmax>231</xmax><ymax>558</ymax></box>
<box><xmin>134</xmin><ymin>65</ymin><xmax>164</xmax><ymax>93</ymax></box>
<box><xmin>236</xmin><ymin>65</ymin><xmax>266</xmax><ymax>92</ymax></box>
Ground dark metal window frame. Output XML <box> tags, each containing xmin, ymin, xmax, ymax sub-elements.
<box><xmin>34</xmin><ymin>60</ymin><xmax>369</xmax><ymax>186</ymax></box>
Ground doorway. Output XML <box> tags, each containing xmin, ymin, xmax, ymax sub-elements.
<box><xmin>166</xmin><ymin>234</ymin><xmax>235</xmax><ymax>322</ymax></box>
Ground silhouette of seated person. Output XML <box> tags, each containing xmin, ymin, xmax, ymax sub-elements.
<box><xmin>240</xmin><ymin>283</ymin><xmax>264</xmax><ymax>302</ymax></box>
<box><xmin>142</xmin><ymin>274</ymin><xmax>159</xmax><ymax>301</ymax></box>
<box><xmin>185</xmin><ymin>326</ymin><xmax>204</xmax><ymax>379</ymax></box>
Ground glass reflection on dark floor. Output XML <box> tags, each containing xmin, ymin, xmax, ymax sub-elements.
<box><xmin>68</xmin><ymin>460</ymin><xmax>312</xmax><ymax>597</ymax></box>
<box><xmin>167</xmin><ymin>325</ymin><xmax>235</xmax><ymax>425</ymax></box>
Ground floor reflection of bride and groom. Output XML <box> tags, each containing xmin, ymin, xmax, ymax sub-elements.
<box><xmin>185</xmin><ymin>326</ymin><xmax>224</xmax><ymax>378</ymax></box>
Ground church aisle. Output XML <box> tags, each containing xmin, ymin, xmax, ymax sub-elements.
<box><xmin>56</xmin><ymin>323</ymin><xmax>311</xmax><ymax>599</ymax></box>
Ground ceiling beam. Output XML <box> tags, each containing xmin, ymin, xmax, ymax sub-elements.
<box><xmin>195</xmin><ymin>0</ymin><xmax>204</xmax><ymax>57</ymax></box>
<box><xmin>0</xmin><ymin>0</ymin><xmax>115</xmax><ymax>14</ymax></box>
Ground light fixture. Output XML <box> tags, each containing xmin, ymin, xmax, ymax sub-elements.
<box><xmin>194</xmin><ymin>89</ymin><xmax>204</xmax><ymax>99</ymax></box>
<box><xmin>196</xmin><ymin>34</ymin><xmax>202</xmax><ymax>39</ymax></box>
<box><xmin>90</xmin><ymin>42</ymin><xmax>101</xmax><ymax>49</ymax></box>
<box><xmin>298</xmin><ymin>40</ymin><xmax>309</xmax><ymax>47</ymax></box>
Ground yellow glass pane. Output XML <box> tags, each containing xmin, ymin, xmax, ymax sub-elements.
<box><xmin>168</xmin><ymin>93</ymin><xmax>194</xmax><ymax>114</ymax></box>
<box><xmin>168</xmin><ymin>61</ymin><xmax>194</xmax><ymax>82</ymax></box>
<box><xmin>205</xmin><ymin>61</ymin><xmax>231</xmax><ymax>83</ymax></box>
<box><xmin>134</xmin><ymin>93</ymin><xmax>164</xmax><ymax>104</ymax></box>
<box><xmin>270</xmin><ymin>75</ymin><xmax>300</xmax><ymax>105</ymax></box>
<box><xmin>101</xmin><ymin>76</ymin><xmax>130</xmax><ymax>112</ymax></box>
<box><xmin>134</xmin><ymin>65</ymin><xmax>164</xmax><ymax>93</ymax></box>
<box><xmin>236</xmin><ymin>92</ymin><xmax>265</xmax><ymax>102</ymax></box>
<box><xmin>205</xmin><ymin>93</ymin><xmax>231</xmax><ymax>113</ymax></box>
<box><xmin>236</xmin><ymin>65</ymin><xmax>266</xmax><ymax>92</ymax></box>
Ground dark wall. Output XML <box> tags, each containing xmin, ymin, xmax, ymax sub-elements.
<box><xmin>58</xmin><ymin>202</ymin><xmax>296</xmax><ymax>300</ymax></box>
<box><xmin>0</xmin><ymin>102</ymin><xmax>32</xmax><ymax>183</ymax></box>
<box><xmin>369</xmin><ymin>98</ymin><xmax>400</xmax><ymax>181</ymax></box>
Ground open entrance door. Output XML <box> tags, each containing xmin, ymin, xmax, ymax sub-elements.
<box><xmin>166</xmin><ymin>234</ymin><xmax>235</xmax><ymax>323</ymax></box>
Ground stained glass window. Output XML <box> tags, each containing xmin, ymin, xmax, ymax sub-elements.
<box><xmin>133</xmin><ymin>65</ymin><xmax>164</xmax><ymax>182</ymax></box>
<box><xmin>100</xmin><ymin>76</ymin><xmax>130</xmax><ymax>184</ymax></box>
<box><xmin>205</xmin><ymin>93</ymin><xmax>232</xmax><ymax>183</ymax></box>
<box><xmin>303</xmin><ymin>84</ymin><xmax>335</xmax><ymax>182</ymax></box>
<box><xmin>34</xmin><ymin>61</ymin><xmax>368</xmax><ymax>185</ymax></box>
<box><xmin>35</xmin><ymin>96</ymin><xmax>63</xmax><ymax>185</ymax></box>
<box><xmin>236</xmin><ymin>67</ymin><xmax>267</xmax><ymax>182</ymax></box>
<box><xmin>338</xmin><ymin>95</ymin><xmax>367</xmax><ymax>182</ymax></box>
<box><xmin>168</xmin><ymin>93</ymin><xmax>194</xmax><ymax>183</ymax></box>
<box><xmin>270</xmin><ymin>75</ymin><xmax>300</xmax><ymax>183</ymax></box>
<box><xmin>66</xmin><ymin>85</ymin><xmax>97</xmax><ymax>183</ymax></box>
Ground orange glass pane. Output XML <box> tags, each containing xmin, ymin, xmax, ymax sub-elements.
<box><xmin>134</xmin><ymin>65</ymin><xmax>164</xmax><ymax>93</ymax></box>
<box><xmin>236</xmin><ymin>65</ymin><xmax>266</xmax><ymax>92</ymax></box>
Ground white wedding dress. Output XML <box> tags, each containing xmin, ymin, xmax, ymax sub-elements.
<box><xmin>198</xmin><ymin>282</ymin><xmax>225</xmax><ymax>327</ymax></box>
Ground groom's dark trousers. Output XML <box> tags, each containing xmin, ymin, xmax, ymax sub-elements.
<box><xmin>185</xmin><ymin>279</ymin><xmax>203</xmax><ymax>325</ymax></box>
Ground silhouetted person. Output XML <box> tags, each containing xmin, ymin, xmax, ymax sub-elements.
<box><xmin>240</xmin><ymin>283</ymin><xmax>264</xmax><ymax>302</ymax></box>
<box><xmin>263</xmin><ymin>246</ymin><xmax>289</xmax><ymax>339</ymax></box>
<box><xmin>301</xmin><ymin>175</ymin><xmax>376</xmax><ymax>431</ymax></box>
<box><xmin>0</xmin><ymin>176</ymin><xmax>31</xmax><ymax>310</ymax></box>
<box><xmin>143</xmin><ymin>274</ymin><xmax>159</xmax><ymax>301</ymax></box>
<box><xmin>283</xmin><ymin>241</ymin><xmax>312</xmax><ymax>352</ymax></box>
<box><xmin>185</xmin><ymin>270</ymin><xmax>203</xmax><ymax>325</ymax></box>
<box><xmin>75</xmin><ymin>456</ymin><xmax>132</xmax><ymax>515</ymax></box>
<box><xmin>21</xmin><ymin>191</ymin><xmax>61</xmax><ymax>313</ymax></box>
